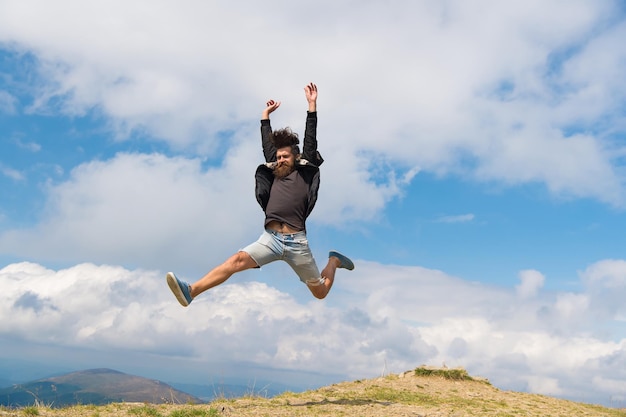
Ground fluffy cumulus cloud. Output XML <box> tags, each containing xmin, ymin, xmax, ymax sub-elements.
<box><xmin>0</xmin><ymin>0</ymin><xmax>625</xmax><ymax>269</ymax></box>
<box><xmin>2</xmin><ymin>259</ymin><xmax>626</xmax><ymax>405</ymax></box>
<box><xmin>0</xmin><ymin>143</ymin><xmax>403</xmax><ymax>271</ymax></box>
<box><xmin>1</xmin><ymin>0</ymin><xmax>625</xmax><ymax>208</ymax></box>
<box><xmin>0</xmin><ymin>147</ymin><xmax>260</xmax><ymax>273</ymax></box>
<box><xmin>580</xmin><ymin>259</ymin><xmax>626</xmax><ymax>322</ymax></box>
<box><xmin>516</xmin><ymin>269</ymin><xmax>545</xmax><ymax>298</ymax></box>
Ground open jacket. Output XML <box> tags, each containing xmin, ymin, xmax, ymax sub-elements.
<box><xmin>255</xmin><ymin>111</ymin><xmax>324</xmax><ymax>221</ymax></box>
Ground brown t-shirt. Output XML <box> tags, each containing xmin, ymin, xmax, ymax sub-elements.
<box><xmin>264</xmin><ymin>169</ymin><xmax>308</xmax><ymax>231</ymax></box>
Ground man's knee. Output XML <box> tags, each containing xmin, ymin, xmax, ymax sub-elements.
<box><xmin>307</xmin><ymin>277</ymin><xmax>328</xmax><ymax>299</ymax></box>
<box><xmin>306</xmin><ymin>276</ymin><xmax>326</xmax><ymax>287</ymax></box>
<box><xmin>308</xmin><ymin>285</ymin><xmax>328</xmax><ymax>299</ymax></box>
<box><xmin>226</xmin><ymin>251</ymin><xmax>256</xmax><ymax>271</ymax></box>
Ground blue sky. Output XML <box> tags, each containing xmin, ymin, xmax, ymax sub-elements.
<box><xmin>2</xmin><ymin>0</ymin><xmax>626</xmax><ymax>408</ymax></box>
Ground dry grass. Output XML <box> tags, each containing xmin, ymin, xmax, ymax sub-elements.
<box><xmin>1</xmin><ymin>367</ymin><xmax>625</xmax><ymax>417</ymax></box>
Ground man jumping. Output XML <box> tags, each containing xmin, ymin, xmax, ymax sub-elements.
<box><xmin>166</xmin><ymin>82</ymin><xmax>354</xmax><ymax>307</ymax></box>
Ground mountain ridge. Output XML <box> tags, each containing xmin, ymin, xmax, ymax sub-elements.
<box><xmin>0</xmin><ymin>368</ymin><xmax>202</xmax><ymax>407</ymax></box>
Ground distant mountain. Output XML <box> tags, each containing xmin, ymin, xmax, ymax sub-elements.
<box><xmin>0</xmin><ymin>368</ymin><xmax>203</xmax><ymax>408</ymax></box>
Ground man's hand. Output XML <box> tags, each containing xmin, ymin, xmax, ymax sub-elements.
<box><xmin>304</xmin><ymin>83</ymin><xmax>317</xmax><ymax>112</ymax></box>
<box><xmin>262</xmin><ymin>99</ymin><xmax>281</xmax><ymax>120</ymax></box>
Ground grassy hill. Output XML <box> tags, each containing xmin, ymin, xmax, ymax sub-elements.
<box><xmin>0</xmin><ymin>368</ymin><xmax>201</xmax><ymax>408</ymax></box>
<box><xmin>1</xmin><ymin>367</ymin><xmax>625</xmax><ymax>416</ymax></box>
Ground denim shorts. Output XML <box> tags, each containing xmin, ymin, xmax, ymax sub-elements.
<box><xmin>241</xmin><ymin>229</ymin><xmax>324</xmax><ymax>286</ymax></box>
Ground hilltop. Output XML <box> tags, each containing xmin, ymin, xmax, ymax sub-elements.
<box><xmin>1</xmin><ymin>367</ymin><xmax>624</xmax><ymax>416</ymax></box>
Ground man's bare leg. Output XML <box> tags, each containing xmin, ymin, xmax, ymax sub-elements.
<box><xmin>190</xmin><ymin>251</ymin><xmax>258</xmax><ymax>298</ymax></box>
<box><xmin>167</xmin><ymin>251</ymin><xmax>258</xmax><ymax>307</ymax></box>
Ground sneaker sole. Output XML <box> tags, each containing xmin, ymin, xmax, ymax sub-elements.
<box><xmin>329</xmin><ymin>251</ymin><xmax>355</xmax><ymax>271</ymax></box>
<box><xmin>166</xmin><ymin>272</ymin><xmax>190</xmax><ymax>307</ymax></box>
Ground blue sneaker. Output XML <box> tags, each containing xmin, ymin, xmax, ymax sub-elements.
<box><xmin>329</xmin><ymin>251</ymin><xmax>355</xmax><ymax>270</ymax></box>
<box><xmin>166</xmin><ymin>272</ymin><xmax>193</xmax><ymax>307</ymax></box>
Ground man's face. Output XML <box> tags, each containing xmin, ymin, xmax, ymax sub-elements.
<box><xmin>274</xmin><ymin>146</ymin><xmax>296</xmax><ymax>179</ymax></box>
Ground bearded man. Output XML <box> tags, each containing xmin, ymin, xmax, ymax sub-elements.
<box><xmin>166</xmin><ymin>83</ymin><xmax>354</xmax><ymax>307</ymax></box>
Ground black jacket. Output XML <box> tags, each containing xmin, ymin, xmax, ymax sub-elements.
<box><xmin>255</xmin><ymin>111</ymin><xmax>324</xmax><ymax>221</ymax></box>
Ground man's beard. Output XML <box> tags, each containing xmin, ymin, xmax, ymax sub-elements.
<box><xmin>274</xmin><ymin>162</ymin><xmax>295</xmax><ymax>179</ymax></box>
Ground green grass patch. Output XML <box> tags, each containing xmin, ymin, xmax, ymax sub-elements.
<box><xmin>21</xmin><ymin>406</ymin><xmax>40</xmax><ymax>416</ymax></box>
<box><xmin>167</xmin><ymin>407</ymin><xmax>220</xmax><ymax>417</ymax></box>
<box><xmin>413</xmin><ymin>366</ymin><xmax>486</xmax><ymax>383</ymax></box>
<box><xmin>129</xmin><ymin>404</ymin><xmax>164</xmax><ymax>417</ymax></box>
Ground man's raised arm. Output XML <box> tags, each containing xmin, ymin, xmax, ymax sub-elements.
<box><xmin>302</xmin><ymin>83</ymin><xmax>323</xmax><ymax>165</ymax></box>
<box><xmin>261</xmin><ymin>99</ymin><xmax>281</xmax><ymax>162</ymax></box>
<box><xmin>262</xmin><ymin>99</ymin><xmax>281</xmax><ymax>120</ymax></box>
<box><xmin>304</xmin><ymin>83</ymin><xmax>317</xmax><ymax>113</ymax></box>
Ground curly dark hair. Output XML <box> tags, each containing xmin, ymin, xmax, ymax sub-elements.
<box><xmin>272</xmin><ymin>127</ymin><xmax>300</xmax><ymax>156</ymax></box>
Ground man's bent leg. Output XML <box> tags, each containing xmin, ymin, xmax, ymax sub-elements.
<box><xmin>190</xmin><ymin>251</ymin><xmax>258</xmax><ymax>298</ymax></box>
<box><xmin>307</xmin><ymin>256</ymin><xmax>341</xmax><ymax>299</ymax></box>
<box><xmin>307</xmin><ymin>251</ymin><xmax>355</xmax><ymax>300</ymax></box>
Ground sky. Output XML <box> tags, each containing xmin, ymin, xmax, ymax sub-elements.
<box><xmin>1</xmin><ymin>0</ymin><xmax>626</xmax><ymax>408</ymax></box>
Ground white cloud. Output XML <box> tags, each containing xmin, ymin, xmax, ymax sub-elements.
<box><xmin>0</xmin><ymin>164</ymin><xmax>24</xmax><ymax>181</ymax></box>
<box><xmin>3</xmin><ymin>258</ymin><xmax>626</xmax><ymax>404</ymax></box>
<box><xmin>581</xmin><ymin>259</ymin><xmax>626</xmax><ymax>288</ymax></box>
<box><xmin>0</xmin><ymin>90</ymin><xmax>17</xmax><ymax>114</ymax></box>
<box><xmin>555</xmin><ymin>292</ymin><xmax>589</xmax><ymax>319</ymax></box>
<box><xmin>0</xmin><ymin>141</ymin><xmax>403</xmax><ymax>271</ymax></box>
<box><xmin>516</xmin><ymin>269</ymin><xmax>544</xmax><ymax>298</ymax></box>
<box><xmin>526</xmin><ymin>375</ymin><xmax>563</xmax><ymax>397</ymax></box>
<box><xmin>0</xmin><ymin>147</ymin><xmax>260</xmax><ymax>274</ymax></box>
<box><xmin>0</xmin><ymin>0</ymin><xmax>624</xmax><ymax>207</ymax></box>
<box><xmin>14</xmin><ymin>138</ymin><xmax>41</xmax><ymax>152</ymax></box>
<box><xmin>435</xmin><ymin>213</ymin><xmax>475</xmax><ymax>224</ymax></box>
